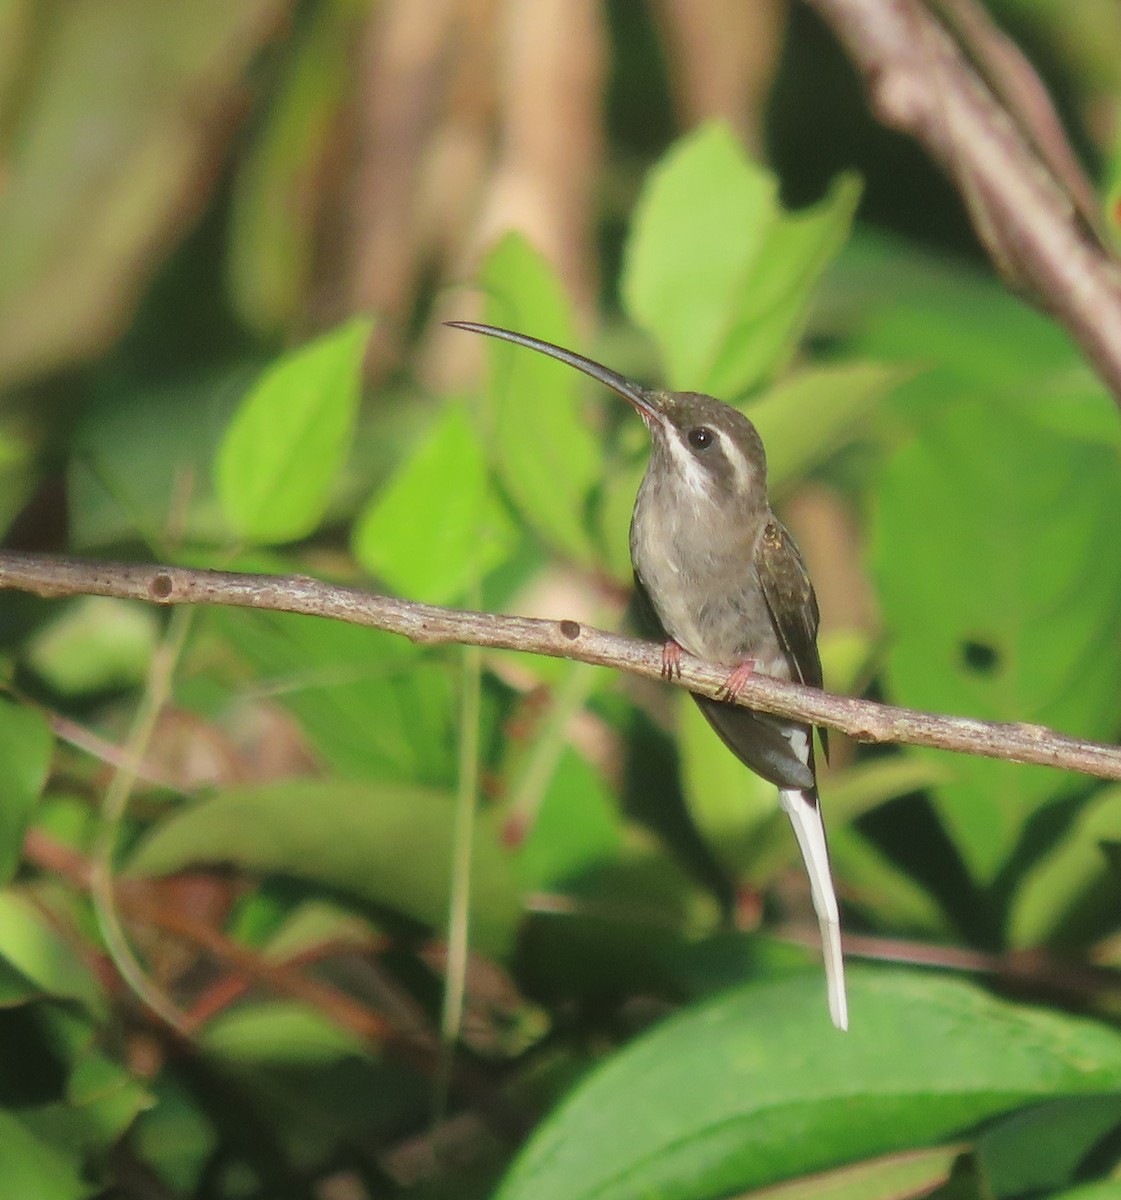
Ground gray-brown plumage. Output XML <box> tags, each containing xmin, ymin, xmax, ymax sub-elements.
<box><xmin>447</xmin><ymin>320</ymin><xmax>847</xmax><ymax>1030</ymax></box>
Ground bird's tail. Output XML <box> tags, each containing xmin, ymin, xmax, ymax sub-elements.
<box><xmin>779</xmin><ymin>786</ymin><xmax>847</xmax><ymax>1031</ymax></box>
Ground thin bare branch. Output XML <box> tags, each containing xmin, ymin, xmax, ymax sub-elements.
<box><xmin>2</xmin><ymin>551</ymin><xmax>1119</xmax><ymax>781</ymax></box>
<box><xmin>802</xmin><ymin>0</ymin><xmax>1121</xmax><ymax>406</ymax></box>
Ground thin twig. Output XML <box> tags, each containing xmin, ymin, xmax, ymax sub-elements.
<box><xmin>2</xmin><ymin>551</ymin><xmax>1119</xmax><ymax>780</ymax></box>
<box><xmin>802</xmin><ymin>0</ymin><xmax>1121</xmax><ymax>405</ymax></box>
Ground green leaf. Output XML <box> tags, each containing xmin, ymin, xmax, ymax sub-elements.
<box><xmin>1048</xmin><ymin>1184</ymin><xmax>1121</xmax><ymax>1200</ymax></box>
<box><xmin>125</xmin><ymin>778</ymin><xmax>522</xmax><ymax>957</ymax></box>
<box><xmin>216</xmin><ymin>316</ymin><xmax>372</xmax><ymax>543</ymax></box>
<box><xmin>207</xmin><ymin>606</ymin><xmax>459</xmax><ymax>784</ymax></box>
<box><xmin>25</xmin><ymin>597</ymin><xmax>159</xmax><ymax>697</ymax></box>
<box><xmin>977</xmin><ymin>1095</ymin><xmax>1121</xmax><ymax>1198</ymax></box>
<box><xmin>830</xmin><ymin>826</ymin><xmax>949</xmax><ymax>937</ymax></box>
<box><xmin>1008</xmin><ymin>785</ymin><xmax>1121</xmax><ymax>948</ymax></box>
<box><xmin>476</xmin><ymin>233</ymin><xmax>602</xmax><ymax>563</ymax></box>
<box><xmin>677</xmin><ymin>691</ymin><xmax>777</xmax><ymax>881</ymax></box>
<box><xmin>0</xmin><ymin>1109</ymin><xmax>87</xmax><ymax>1200</ymax></box>
<box><xmin>0</xmin><ymin>890</ymin><xmax>103</xmax><ymax>1011</ymax></box>
<box><xmin>0</xmin><ymin>701</ymin><xmax>52</xmax><ymax>887</ymax></box>
<box><xmin>872</xmin><ymin>401</ymin><xmax>1121</xmax><ymax>883</ymax></box>
<box><xmin>622</xmin><ymin>121</ymin><xmax>859</xmax><ymax>397</ymax></box>
<box><xmin>0</xmin><ymin>420</ymin><xmax>37</xmax><ymax>540</ymax></box>
<box><xmin>494</xmin><ymin>972</ymin><xmax>1121</xmax><ymax>1200</ymax></box>
<box><xmin>828</xmin><ymin>229</ymin><xmax>1079</xmax><ymax>393</ymax></box>
<box><xmin>513</xmin><ymin>747</ymin><xmax>623</xmax><ymax>890</ymax></box>
<box><xmin>353</xmin><ymin>402</ymin><xmax>517</xmax><ymax>603</ymax></box>
<box><xmin>749</xmin><ymin>362</ymin><xmax>905</xmax><ymax>492</ymax></box>
<box><xmin>68</xmin><ymin>369</ymin><xmax>247</xmax><ymax>549</ymax></box>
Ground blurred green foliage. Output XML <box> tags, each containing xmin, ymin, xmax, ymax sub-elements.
<box><xmin>2</xmin><ymin>3</ymin><xmax>1121</xmax><ymax>1198</ymax></box>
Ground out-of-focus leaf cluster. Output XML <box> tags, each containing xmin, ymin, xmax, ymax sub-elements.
<box><xmin>2</xmin><ymin>4</ymin><xmax>1121</xmax><ymax>1197</ymax></box>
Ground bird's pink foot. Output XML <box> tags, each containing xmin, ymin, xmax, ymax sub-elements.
<box><xmin>660</xmin><ymin>639</ymin><xmax>683</xmax><ymax>681</ymax></box>
<box><xmin>716</xmin><ymin>659</ymin><xmax>756</xmax><ymax>702</ymax></box>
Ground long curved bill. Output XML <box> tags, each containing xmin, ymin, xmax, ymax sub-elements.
<box><xmin>446</xmin><ymin>321</ymin><xmax>664</xmax><ymax>427</ymax></box>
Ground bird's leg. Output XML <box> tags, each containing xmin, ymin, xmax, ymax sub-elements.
<box><xmin>660</xmin><ymin>639</ymin><xmax>683</xmax><ymax>681</ymax></box>
<box><xmin>715</xmin><ymin>659</ymin><xmax>756</xmax><ymax>703</ymax></box>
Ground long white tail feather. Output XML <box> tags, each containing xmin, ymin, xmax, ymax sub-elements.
<box><xmin>780</xmin><ymin>786</ymin><xmax>848</xmax><ymax>1032</ymax></box>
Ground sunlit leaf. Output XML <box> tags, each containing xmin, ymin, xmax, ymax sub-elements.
<box><xmin>622</xmin><ymin>121</ymin><xmax>859</xmax><ymax>397</ymax></box>
<box><xmin>216</xmin><ymin>316</ymin><xmax>373</xmax><ymax>543</ymax></box>
<box><xmin>1008</xmin><ymin>785</ymin><xmax>1121</xmax><ymax>948</ymax></box>
<box><xmin>749</xmin><ymin>362</ymin><xmax>906</xmax><ymax>491</ymax></box>
<box><xmin>353</xmin><ymin>402</ymin><xmax>517</xmax><ymax>603</ymax></box>
<box><xmin>0</xmin><ymin>890</ymin><xmax>102</xmax><ymax>1011</ymax></box>
<box><xmin>495</xmin><ymin>972</ymin><xmax>1121</xmax><ymax>1200</ymax></box>
<box><xmin>25</xmin><ymin>597</ymin><xmax>159</xmax><ymax>697</ymax></box>
<box><xmin>476</xmin><ymin>233</ymin><xmax>602</xmax><ymax>564</ymax></box>
<box><xmin>0</xmin><ymin>702</ymin><xmax>52</xmax><ymax>887</ymax></box>
<box><xmin>512</xmin><ymin>747</ymin><xmax>623</xmax><ymax>890</ymax></box>
<box><xmin>0</xmin><ymin>1110</ymin><xmax>86</xmax><ymax>1200</ymax></box>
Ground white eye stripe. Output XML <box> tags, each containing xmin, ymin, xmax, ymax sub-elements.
<box><xmin>715</xmin><ymin>428</ymin><xmax>752</xmax><ymax>492</ymax></box>
<box><xmin>664</xmin><ymin>427</ymin><xmax>712</xmax><ymax>499</ymax></box>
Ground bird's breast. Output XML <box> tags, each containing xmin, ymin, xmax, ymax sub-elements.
<box><xmin>630</xmin><ymin>485</ymin><xmax>783</xmax><ymax>671</ymax></box>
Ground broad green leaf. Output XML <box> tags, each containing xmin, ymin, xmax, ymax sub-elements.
<box><xmin>513</xmin><ymin>747</ymin><xmax>623</xmax><ymax>890</ymax></box>
<box><xmin>477</xmin><ymin>233</ymin><xmax>601</xmax><ymax>563</ymax></box>
<box><xmin>828</xmin><ymin>230</ymin><xmax>1078</xmax><ymax>392</ymax></box>
<box><xmin>0</xmin><ymin>890</ymin><xmax>102</xmax><ymax>1011</ymax></box>
<box><xmin>494</xmin><ymin>972</ymin><xmax>1121</xmax><ymax>1200</ymax></box>
<box><xmin>206</xmin><ymin>606</ymin><xmax>459</xmax><ymax>785</ymax></box>
<box><xmin>749</xmin><ymin>362</ymin><xmax>905</xmax><ymax>492</ymax></box>
<box><xmin>1008</xmin><ymin>785</ymin><xmax>1121</xmax><ymax>948</ymax></box>
<box><xmin>216</xmin><ymin>316</ymin><xmax>372</xmax><ymax>543</ymax></box>
<box><xmin>0</xmin><ymin>1109</ymin><xmax>86</xmax><ymax>1200</ymax></box>
<box><xmin>0</xmin><ymin>701</ymin><xmax>52</xmax><ymax>887</ymax></box>
<box><xmin>743</xmin><ymin>1144</ymin><xmax>962</xmax><ymax>1200</ymax></box>
<box><xmin>977</xmin><ymin>1095</ymin><xmax>1121</xmax><ymax>1198</ymax></box>
<box><xmin>125</xmin><ymin>778</ymin><xmax>522</xmax><ymax>957</ymax></box>
<box><xmin>678</xmin><ymin>691</ymin><xmax>777</xmax><ymax>880</ymax></box>
<box><xmin>25</xmin><ymin>597</ymin><xmax>159</xmax><ymax>697</ymax></box>
<box><xmin>622</xmin><ymin>121</ymin><xmax>859</xmax><ymax>397</ymax></box>
<box><xmin>353</xmin><ymin>402</ymin><xmax>517</xmax><ymax>603</ymax></box>
<box><xmin>872</xmin><ymin>401</ymin><xmax>1121</xmax><ymax>882</ymax></box>
<box><xmin>1049</xmin><ymin>1184</ymin><xmax>1121</xmax><ymax>1200</ymax></box>
<box><xmin>62</xmin><ymin>1047</ymin><xmax>152</xmax><ymax>1153</ymax></box>
<box><xmin>128</xmin><ymin>1077</ymin><xmax>217</xmax><ymax>1195</ymax></box>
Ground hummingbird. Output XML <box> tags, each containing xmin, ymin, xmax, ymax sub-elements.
<box><xmin>447</xmin><ymin>321</ymin><xmax>847</xmax><ymax>1030</ymax></box>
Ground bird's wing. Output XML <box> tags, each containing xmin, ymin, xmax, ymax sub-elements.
<box><xmin>755</xmin><ymin>519</ymin><xmax>828</xmax><ymax>760</ymax></box>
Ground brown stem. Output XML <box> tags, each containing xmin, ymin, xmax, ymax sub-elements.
<box><xmin>2</xmin><ymin>551</ymin><xmax>1119</xmax><ymax>780</ymax></box>
<box><xmin>802</xmin><ymin>0</ymin><xmax>1121</xmax><ymax>406</ymax></box>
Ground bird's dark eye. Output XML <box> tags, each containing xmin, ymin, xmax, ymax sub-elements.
<box><xmin>687</xmin><ymin>426</ymin><xmax>714</xmax><ymax>450</ymax></box>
